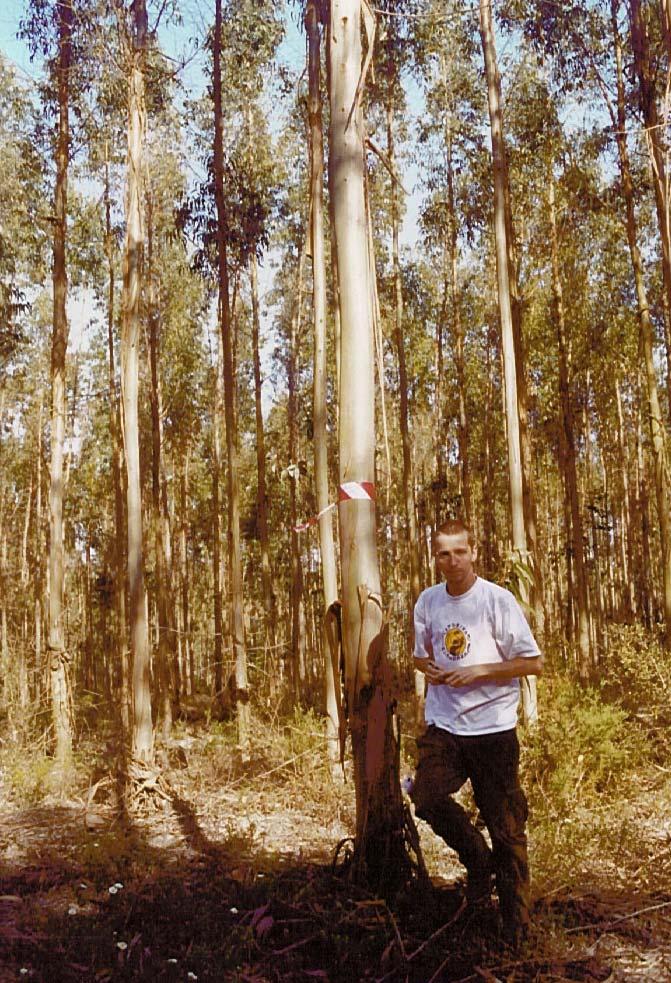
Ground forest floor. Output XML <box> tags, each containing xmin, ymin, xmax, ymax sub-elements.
<box><xmin>1</xmin><ymin>708</ymin><xmax>671</xmax><ymax>983</ymax></box>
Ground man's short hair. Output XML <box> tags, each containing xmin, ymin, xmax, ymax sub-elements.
<box><xmin>433</xmin><ymin>518</ymin><xmax>476</xmax><ymax>549</ymax></box>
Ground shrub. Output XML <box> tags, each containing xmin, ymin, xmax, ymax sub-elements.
<box><xmin>523</xmin><ymin>674</ymin><xmax>645</xmax><ymax>812</ymax></box>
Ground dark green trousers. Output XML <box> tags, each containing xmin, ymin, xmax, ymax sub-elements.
<box><xmin>411</xmin><ymin>724</ymin><xmax>530</xmax><ymax>928</ymax></box>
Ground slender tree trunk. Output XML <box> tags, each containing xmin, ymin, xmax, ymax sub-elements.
<box><xmin>104</xmin><ymin>150</ymin><xmax>130</xmax><ymax>733</ymax></box>
<box><xmin>146</xmin><ymin>193</ymin><xmax>173</xmax><ymax>740</ymax></box>
<box><xmin>250</xmin><ymin>254</ymin><xmax>275</xmax><ymax>647</ymax></box>
<box><xmin>612</xmin><ymin>2</ymin><xmax>671</xmax><ymax>647</ymax></box>
<box><xmin>306</xmin><ymin>0</ymin><xmax>340</xmax><ymax>766</ymax></box>
<box><xmin>479</xmin><ymin>0</ymin><xmax>537</xmax><ymax>719</ymax></box>
<box><xmin>213</xmin><ymin>0</ymin><xmax>249</xmax><ymax>749</ymax></box>
<box><xmin>501</xmin><ymin>62</ymin><xmax>545</xmax><ymax>641</ymax></box>
<box><xmin>615</xmin><ymin>377</ymin><xmax>636</xmax><ymax>618</ymax></box>
<box><xmin>328</xmin><ymin>0</ymin><xmax>412</xmax><ymax>891</ymax></box>
<box><xmin>548</xmin><ymin>176</ymin><xmax>592</xmax><ymax>678</ymax></box>
<box><xmin>212</xmin><ymin>324</ymin><xmax>224</xmax><ymax>701</ymax></box>
<box><xmin>630</xmin><ymin>0</ymin><xmax>671</xmax><ymax>421</ymax></box>
<box><xmin>635</xmin><ymin>398</ymin><xmax>654</xmax><ymax>627</ymax></box>
<box><xmin>482</xmin><ymin>330</ymin><xmax>499</xmax><ymax>578</ymax></box>
<box><xmin>385</xmin><ymin>103</ymin><xmax>421</xmax><ymax>609</ymax></box>
<box><xmin>179</xmin><ymin>458</ymin><xmax>192</xmax><ymax>696</ymax></box>
<box><xmin>444</xmin><ymin>113</ymin><xmax>471</xmax><ymax>524</ymax></box>
<box><xmin>120</xmin><ymin>0</ymin><xmax>152</xmax><ymax>762</ymax></box>
<box><xmin>48</xmin><ymin>0</ymin><xmax>74</xmax><ymax>769</ymax></box>
<box><xmin>288</xmin><ymin>247</ymin><xmax>307</xmax><ymax>696</ymax></box>
<box><xmin>35</xmin><ymin>392</ymin><xmax>43</xmax><ymax>694</ymax></box>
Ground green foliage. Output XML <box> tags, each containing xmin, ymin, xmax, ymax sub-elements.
<box><xmin>500</xmin><ymin>549</ymin><xmax>535</xmax><ymax>611</ymax></box>
<box><xmin>2</xmin><ymin>750</ymin><xmax>57</xmax><ymax>806</ymax></box>
<box><xmin>600</xmin><ymin>624</ymin><xmax>671</xmax><ymax>753</ymax></box>
<box><xmin>523</xmin><ymin>674</ymin><xmax>645</xmax><ymax>812</ymax></box>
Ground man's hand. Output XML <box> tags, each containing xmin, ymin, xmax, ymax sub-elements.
<box><xmin>415</xmin><ymin>655</ymin><xmax>543</xmax><ymax>687</ymax></box>
<box><xmin>422</xmin><ymin>663</ymin><xmax>485</xmax><ymax>686</ymax></box>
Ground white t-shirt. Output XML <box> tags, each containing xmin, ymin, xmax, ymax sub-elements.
<box><xmin>414</xmin><ymin>576</ymin><xmax>540</xmax><ymax>736</ymax></box>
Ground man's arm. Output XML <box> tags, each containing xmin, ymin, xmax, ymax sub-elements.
<box><xmin>414</xmin><ymin>654</ymin><xmax>543</xmax><ymax>688</ymax></box>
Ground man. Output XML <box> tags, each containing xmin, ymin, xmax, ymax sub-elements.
<box><xmin>411</xmin><ymin>518</ymin><xmax>543</xmax><ymax>946</ymax></box>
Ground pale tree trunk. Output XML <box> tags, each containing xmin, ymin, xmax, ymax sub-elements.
<box><xmin>482</xmin><ymin>330</ymin><xmax>500</xmax><ymax>577</ymax></box>
<box><xmin>548</xmin><ymin>176</ymin><xmax>592</xmax><ymax>679</ymax></box>
<box><xmin>439</xmin><ymin>50</ymin><xmax>470</xmax><ymax>521</ymax></box>
<box><xmin>289</xmin><ymin>248</ymin><xmax>307</xmax><ymax>696</ymax></box>
<box><xmin>385</xmin><ymin>104</ymin><xmax>421</xmax><ymax>608</ymax></box>
<box><xmin>212</xmin><ymin>324</ymin><xmax>224</xmax><ymax>700</ymax></box>
<box><xmin>48</xmin><ymin>0</ymin><xmax>74</xmax><ymax>770</ymax></box>
<box><xmin>385</xmin><ymin>102</ymin><xmax>424</xmax><ymax>715</ymax></box>
<box><xmin>146</xmin><ymin>192</ymin><xmax>174</xmax><ymax>740</ymax></box>
<box><xmin>445</xmin><ymin>115</ymin><xmax>471</xmax><ymax>524</ymax></box>
<box><xmin>120</xmin><ymin>0</ymin><xmax>152</xmax><ymax>763</ymax></box>
<box><xmin>179</xmin><ymin>461</ymin><xmax>192</xmax><ymax>696</ymax></box>
<box><xmin>502</xmin><ymin>83</ymin><xmax>545</xmax><ymax>641</ymax></box>
<box><xmin>213</xmin><ymin>0</ymin><xmax>249</xmax><ymax>750</ymax></box>
<box><xmin>612</xmin><ymin>2</ymin><xmax>671</xmax><ymax>647</ymax></box>
<box><xmin>104</xmin><ymin>151</ymin><xmax>130</xmax><ymax>731</ymax></box>
<box><xmin>479</xmin><ymin>0</ymin><xmax>537</xmax><ymax>720</ymax></box>
<box><xmin>615</xmin><ymin>377</ymin><xmax>636</xmax><ymax>618</ymax></box>
<box><xmin>328</xmin><ymin>0</ymin><xmax>413</xmax><ymax>891</ymax></box>
<box><xmin>306</xmin><ymin>0</ymin><xmax>340</xmax><ymax>768</ymax></box>
<box><xmin>635</xmin><ymin>397</ymin><xmax>654</xmax><ymax>627</ymax></box>
<box><xmin>629</xmin><ymin>0</ymin><xmax>671</xmax><ymax>421</ymax></box>
<box><xmin>35</xmin><ymin>393</ymin><xmax>44</xmax><ymax>692</ymax></box>
<box><xmin>250</xmin><ymin>254</ymin><xmax>275</xmax><ymax>651</ymax></box>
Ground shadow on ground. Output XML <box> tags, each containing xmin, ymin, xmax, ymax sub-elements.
<box><xmin>0</xmin><ymin>797</ymin><xmax>668</xmax><ymax>982</ymax></box>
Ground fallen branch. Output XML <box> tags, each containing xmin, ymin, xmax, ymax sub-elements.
<box><xmin>565</xmin><ymin>898</ymin><xmax>671</xmax><ymax>934</ymax></box>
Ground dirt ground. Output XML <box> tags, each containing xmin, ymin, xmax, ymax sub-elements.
<box><xmin>1</xmin><ymin>739</ymin><xmax>670</xmax><ymax>982</ymax></box>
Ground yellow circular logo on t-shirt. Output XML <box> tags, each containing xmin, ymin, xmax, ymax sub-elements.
<box><xmin>444</xmin><ymin>625</ymin><xmax>469</xmax><ymax>660</ymax></box>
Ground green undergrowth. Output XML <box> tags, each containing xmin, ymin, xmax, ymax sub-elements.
<box><xmin>1</xmin><ymin>637</ymin><xmax>670</xmax><ymax>981</ymax></box>
<box><xmin>521</xmin><ymin>625</ymin><xmax>671</xmax><ymax>896</ymax></box>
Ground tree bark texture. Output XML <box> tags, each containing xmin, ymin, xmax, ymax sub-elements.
<box><xmin>120</xmin><ymin>0</ymin><xmax>152</xmax><ymax>762</ymax></box>
<box><xmin>104</xmin><ymin>150</ymin><xmax>130</xmax><ymax>733</ymax></box>
<box><xmin>48</xmin><ymin>0</ymin><xmax>74</xmax><ymax>769</ymax></box>
<box><xmin>479</xmin><ymin>0</ymin><xmax>537</xmax><ymax>719</ymax></box>
<box><xmin>328</xmin><ymin>0</ymin><xmax>410</xmax><ymax>890</ymax></box>
<box><xmin>629</xmin><ymin>0</ymin><xmax>671</xmax><ymax>422</ymax></box>
<box><xmin>548</xmin><ymin>176</ymin><xmax>592</xmax><ymax>679</ymax></box>
<box><xmin>250</xmin><ymin>254</ymin><xmax>275</xmax><ymax>647</ymax></box>
<box><xmin>306</xmin><ymin>0</ymin><xmax>340</xmax><ymax>767</ymax></box>
<box><xmin>613</xmin><ymin>2</ymin><xmax>671</xmax><ymax>647</ymax></box>
<box><xmin>214</xmin><ymin>0</ymin><xmax>249</xmax><ymax>749</ymax></box>
<box><xmin>288</xmin><ymin>247</ymin><xmax>307</xmax><ymax>694</ymax></box>
<box><xmin>147</xmin><ymin>193</ymin><xmax>174</xmax><ymax>739</ymax></box>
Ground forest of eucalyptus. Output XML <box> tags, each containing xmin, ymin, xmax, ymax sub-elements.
<box><xmin>1</xmin><ymin>0</ymin><xmax>671</xmax><ymax>880</ymax></box>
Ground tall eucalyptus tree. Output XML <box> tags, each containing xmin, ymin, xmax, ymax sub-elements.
<box><xmin>328</xmin><ymin>0</ymin><xmax>414</xmax><ymax>889</ymax></box>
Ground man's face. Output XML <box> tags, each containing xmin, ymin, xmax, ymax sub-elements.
<box><xmin>434</xmin><ymin>531</ymin><xmax>477</xmax><ymax>594</ymax></box>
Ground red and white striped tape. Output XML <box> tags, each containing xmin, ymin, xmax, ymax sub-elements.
<box><xmin>293</xmin><ymin>502</ymin><xmax>336</xmax><ymax>533</ymax></box>
<box><xmin>294</xmin><ymin>482</ymin><xmax>376</xmax><ymax>532</ymax></box>
<box><xmin>338</xmin><ymin>481</ymin><xmax>376</xmax><ymax>502</ymax></box>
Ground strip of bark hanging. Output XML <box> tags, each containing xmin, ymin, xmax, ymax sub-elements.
<box><xmin>366</xmin><ymin>135</ymin><xmax>409</xmax><ymax>196</ymax></box>
<box><xmin>345</xmin><ymin>0</ymin><xmax>376</xmax><ymax>131</ymax></box>
<box><xmin>325</xmin><ymin>601</ymin><xmax>348</xmax><ymax>767</ymax></box>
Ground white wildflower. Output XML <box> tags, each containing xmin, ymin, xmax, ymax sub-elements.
<box><xmin>116</xmin><ymin>941</ymin><xmax>128</xmax><ymax>951</ymax></box>
<box><xmin>108</xmin><ymin>886</ymin><xmax>118</xmax><ymax>895</ymax></box>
